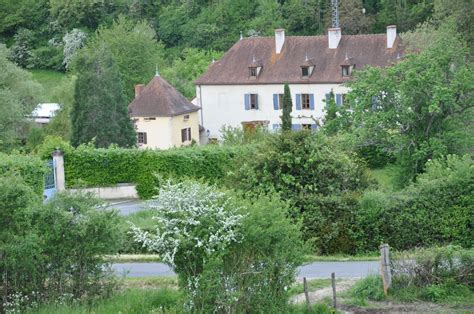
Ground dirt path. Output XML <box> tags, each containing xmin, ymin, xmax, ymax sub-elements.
<box><xmin>290</xmin><ymin>279</ymin><xmax>357</xmax><ymax>305</ymax></box>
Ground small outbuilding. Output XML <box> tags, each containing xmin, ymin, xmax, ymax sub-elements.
<box><xmin>128</xmin><ymin>74</ymin><xmax>200</xmax><ymax>149</ymax></box>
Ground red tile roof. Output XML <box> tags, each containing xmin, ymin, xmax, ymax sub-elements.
<box><xmin>195</xmin><ymin>34</ymin><xmax>403</xmax><ymax>85</ymax></box>
<box><xmin>129</xmin><ymin>76</ymin><xmax>199</xmax><ymax>117</ymax></box>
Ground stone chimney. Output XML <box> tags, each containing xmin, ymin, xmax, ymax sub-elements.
<box><xmin>134</xmin><ymin>84</ymin><xmax>144</xmax><ymax>99</ymax></box>
<box><xmin>275</xmin><ymin>29</ymin><xmax>285</xmax><ymax>54</ymax></box>
<box><xmin>328</xmin><ymin>28</ymin><xmax>341</xmax><ymax>49</ymax></box>
<box><xmin>387</xmin><ymin>25</ymin><xmax>397</xmax><ymax>49</ymax></box>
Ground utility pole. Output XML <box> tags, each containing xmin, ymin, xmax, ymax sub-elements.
<box><xmin>331</xmin><ymin>0</ymin><xmax>339</xmax><ymax>28</ymax></box>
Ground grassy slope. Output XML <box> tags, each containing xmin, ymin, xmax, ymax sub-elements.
<box><xmin>342</xmin><ymin>275</ymin><xmax>474</xmax><ymax>310</ymax></box>
<box><xmin>369</xmin><ymin>164</ymin><xmax>402</xmax><ymax>191</ymax></box>
<box><xmin>30</xmin><ymin>69</ymin><xmax>66</xmax><ymax>102</ymax></box>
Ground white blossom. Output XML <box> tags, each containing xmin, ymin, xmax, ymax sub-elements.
<box><xmin>63</xmin><ymin>29</ymin><xmax>87</xmax><ymax>69</ymax></box>
<box><xmin>129</xmin><ymin>181</ymin><xmax>245</xmax><ymax>269</ymax></box>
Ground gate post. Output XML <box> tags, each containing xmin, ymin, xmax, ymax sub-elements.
<box><xmin>380</xmin><ymin>243</ymin><xmax>392</xmax><ymax>295</ymax></box>
<box><xmin>52</xmin><ymin>149</ymin><xmax>65</xmax><ymax>191</ymax></box>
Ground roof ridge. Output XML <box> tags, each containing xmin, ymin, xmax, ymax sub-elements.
<box><xmin>240</xmin><ymin>33</ymin><xmax>387</xmax><ymax>41</ymax></box>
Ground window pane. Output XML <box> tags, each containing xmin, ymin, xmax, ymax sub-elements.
<box><xmin>302</xmin><ymin>94</ymin><xmax>310</xmax><ymax>109</ymax></box>
<box><xmin>181</xmin><ymin>129</ymin><xmax>186</xmax><ymax>142</ymax></box>
<box><xmin>302</xmin><ymin>67</ymin><xmax>309</xmax><ymax>76</ymax></box>
<box><xmin>250</xmin><ymin>94</ymin><xmax>258</xmax><ymax>109</ymax></box>
<box><xmin>278</xmin><ymin>94</ymin><xmax>283</xmax><ymax>109</ymax></box>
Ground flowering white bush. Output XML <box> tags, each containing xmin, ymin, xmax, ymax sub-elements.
<box><xmin>130</xmin><ymin>181</ymin><xmax>244</xmax><ymax>271</ymax></box>
<box><xmin>131</xmin><ymin>182</ymin><xmax>304</xmax><ymax>312</ymax></box>
<box><xmin>63</xmin><ymin>29</ymin><xmax>86</xmax><ymax>69</ymax></box>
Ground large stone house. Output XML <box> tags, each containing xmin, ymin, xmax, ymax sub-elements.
<box><xmin>128</xmin><ymin>74</ymin><xmax>200</xmax><ymax>149</ymax></box>
<box><xmin>195</xmin><ymin>26</ymin><xmax>404</xmax><ymax>140</ymax></box>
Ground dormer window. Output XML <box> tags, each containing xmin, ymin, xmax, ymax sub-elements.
<box><xmin>249</xmin><ymin>67</ymin><xmax>257</xmax><ymax>77</ymax></box>
<box><xmin>300</xmin><ymin>54</ymin><xmax>314</xmax><ymax>78</ymax></box>
<box><xmin>249</xmin><ymin>56</ymin><xmax>262</xmax><ymax>79</ymax></box>
<box><xmin>301</xmin><ymin>67</ymin><xmax>309</xmax><ymax>77</ymax></box>
<box><xmin>341</xmin><ymin>65</ymin><xmax>350</xmax><ymax>77</ymax></box>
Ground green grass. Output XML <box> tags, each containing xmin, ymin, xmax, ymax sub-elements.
<box><xmin>287</xmin><ymin>303</ymin><xmax>338</xmax><ymax>313</ymax></box>
<box><xmin>30</xmin><ymin>69</ymin><xmax>66</xmax><ymax>102</ymax></box>
<box><xmin>122</xmin><ymin>208</ymin><xmax>155</xmax><ymax>229</ymax></box>
<box><xmin>122</xmin><ymin>276</ymin><xmax>178</xmax><ymax>289</ymax></box>
<box><xmin>106</xmin><ymin>253</ymin><xmax>378</xmax><ymax>263</ymax></box>
<box><xmin>29</xmin><ymin>288</ymin><xmax>181</xmax><ymax>314</ymax></box>
<box><xmin>302</xmin><ymin>254</ymin><xmax>378</xmax><ymax>263</ymax></box>
<box><xmin>344</xmin><ymin>275</ymin><xmax>474</xmax><ymax>307</ymax></box>
<box><xmin>288</xmin><ymin>279</ymin><xmax>333</xmax><ymax>296</ymax></box>
<box><xmin>369</xmin><ymin>164</ymin><xmax>401</xmax><ymax>191</ymax></box>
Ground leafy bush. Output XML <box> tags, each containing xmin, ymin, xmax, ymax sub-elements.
<box><xmin>356</xmin><ymin>155</ymin><xmax>473</xmax><ymax>251</ymax></box>
<box><xmin>201</xmin><ymin>192</ymin><xmax>306</xmax><ymax>312</ymax></box>
<box><xmin>0</xmin><ymin>153</ymin><xmax>47</xmax><ymax>196</ymax></box>
<box><xmin>0</xmin><ymin>188</ymin><xmax>122</xmax><ymax>312</ymax></box>
<box><xmin>228</xmin><ymin>131</ymin><xmax>370</xmax><ymax>254</ymax></box>
<box><xmin>64</xmin><ymin>144</ymin><xmax>249</xmax><ymax>199</ymax></box>
<box><xmin>347</xmin><ymin>275</ymin><xmax>386</xmax><ymax>303</ymax></box>
<box><xmin>392</xmin><ymin>246</ymin><xmax>473</xmax><ymax>289</ymax></box>
<box><xmin>131</xmin><ymin>181</ymin><xmax>305</xmax><ymax>312</ymax></box>
<box><xmin>35</xmin><ymin>135</ymin><xmax>73</xmax><ymax>160</ymax></box>
<box><xmin>30</xmin><ymin>45</ymin><xmax>64</xmax><ymax>71</ymax></box>
<box><xmin>34</xmin><ymin>192</ymin><xmax>122</xmax><ymax>298</ymax></box>
<box><xmin>390</xmin><ymin>246</ymin><xmax>474</xmax><ymax>304</ymax></box>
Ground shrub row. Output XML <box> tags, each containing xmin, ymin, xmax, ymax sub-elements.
<box><xmin>64</xmin><ymin>145</ymin><xmax>250</xmax><ymax>199</ymax></box>
<box><xmin>356</xmin><ymin>155</ymin><xmax>473</xmax><ymax>252</ymax></box>
<box><xmin>0</xmin><ymin>153</ymin><xmax>46</xmax><ymax>196</ymax></box>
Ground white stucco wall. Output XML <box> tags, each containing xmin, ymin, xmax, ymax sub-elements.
<box><xmin>170</xmin><ymin>111</ymin><xmax>200</xmax><ymax>146</ymax></box>
<box><xmin>196</xmin><ymin>83</ymin><xmax>350</xmax><ymax>139</ymax></box>
<box><xmin>134</xmin><ymin>111</ymin><xmax>200</xmax><ymax>149</ymax></box>
<box><xmin>135</xmin><ymin>117</ymin><xmax>173</xmax><ymax>149</ymax></box>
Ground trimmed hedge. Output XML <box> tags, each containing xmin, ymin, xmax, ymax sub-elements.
<box><xmin>64</xmin><ymin>145</ymin><xmax>249</xmax><ymax>199</ymax></box>
<box><xmin>356</xmin><ymin>155</ymin><xmax>473</xmax><ymax>252</ymax></box>
<box><xmin>0</xmin><ymin>153</ymin><xmax>47</xmax><ymax>196</ymax></box>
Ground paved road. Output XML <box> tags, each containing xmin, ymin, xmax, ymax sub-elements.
<box><xmin>112</xmin><ymin>261</ymin><xmax>379</xmax><ymax>279</ymax></box>
<box><xmin>106</xmin><ymin>199</ymin><xmax>147</xmax><ymax>216</ymax></box>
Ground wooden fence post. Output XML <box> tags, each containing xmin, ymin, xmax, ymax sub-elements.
<box><xmin>331</xmin><ymin>272</ymin><xmax>337</xmax><ymax>308</ymax></box>
<box><xmin>303</xmin><ymin>277</ymin><xmax>310</xmax><ymax>310</ymax></box>
<box><xmin>380</xmin><ymin>243</ymin><xmax>392</xmax><ymax>295</ymax></box>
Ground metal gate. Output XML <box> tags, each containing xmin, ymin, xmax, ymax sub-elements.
<box><xmin>43</xmin><ymin>159</ymin><xmax>56</xmax><ymax>201</ymax></box>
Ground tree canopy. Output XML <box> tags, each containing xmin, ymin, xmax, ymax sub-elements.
<box><xmin>0</xmin><ymin>44</ymin><xmax>41</xmax><ymax>150</ymax></box>
<box><xmin>70</xmin><ymin>43</ymin><xmax>135</xmax><ymax>148</ymax></box>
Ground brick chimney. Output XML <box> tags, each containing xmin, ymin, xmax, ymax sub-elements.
<box><xmin>328</xmin><ymin>27</ymin><xmax>341</xmax><ymax>49</ymax></box>
<box><xmin>275</xmin><ymin>29</ymin><xmax>285</xmax><ymax>54</ymax></box>
<box><xmin>387</xmin><ymin>25</ymin><xmax>397</xmax><ymax>49</ymax></box>
<box><xmin>134</xmin><ymin>84</ymin><xmax>144</xmax><ymax>99</ymax></box>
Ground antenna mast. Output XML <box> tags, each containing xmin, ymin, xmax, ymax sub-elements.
<box><xmin>331</xmin><ymin>0</ymin><xmax>339</xmax><ymax>28</ymax></box>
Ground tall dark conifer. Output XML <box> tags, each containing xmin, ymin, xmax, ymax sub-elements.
<box><xmin>281</xmin><ymin>83</ymin><xmax>293</xmax><ymax>131</ymax></box>
<box><xmin>71</xmin><ymin>44</ymin><xmax>136</xmax><ymax>148</ymax></box>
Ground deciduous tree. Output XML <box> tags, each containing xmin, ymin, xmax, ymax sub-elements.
<box><xmin>0</xmin><ymin>44</ymin><xmax>41</xmax><ymax>151</ymax></box>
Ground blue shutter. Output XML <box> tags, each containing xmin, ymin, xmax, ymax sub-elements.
<box><xmin>273</xmin><ymin>94</ymin><xmax>279</xmax><ymax>110</ymax></box>
<box><xmin>292</xmin><ymin>124</ymin><xmax>301</xmax><ymax>131</ymax></box>
<box><xmin>309</xmin><ymin>94</ymin><xmax>315</xmax><ymax>110</ymax></box>
<box><xmin>272</xmin><ymin>123</ymin><xmax>280</xmax><ymax>131</ymax></box>
<box><xmin>295</xmin><ymin>94</ymin><xmax>301</xmax><ymax>110</ymax></box>
<box><xmin>244</xmin><ymin>94</ymin><xmax>250</xmax><ymax>110</ymax></box>
<box><xmin>325</xmin><ymin>93</ymin><xmax>331</xmax><ymax>107</ymax></box>
<box><xmin>336</xmin><ymin>94</ymin><xmax>342</xmax><ymax>106</ymax></box>
<box><xmin>311</xmin><ymin>124</ymin><xmax>317</xmax><ymax>132</ymax></box>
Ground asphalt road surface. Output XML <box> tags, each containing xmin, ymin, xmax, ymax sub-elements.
<box><xmin>106</xmin><ymin>199</ymin><xmax>147</xmax><ymax>216</ymax></box>
<box><xmin>112</xmin><ymin>261</ymin><xmax>380</xmax><ymax>279</ymax></box>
